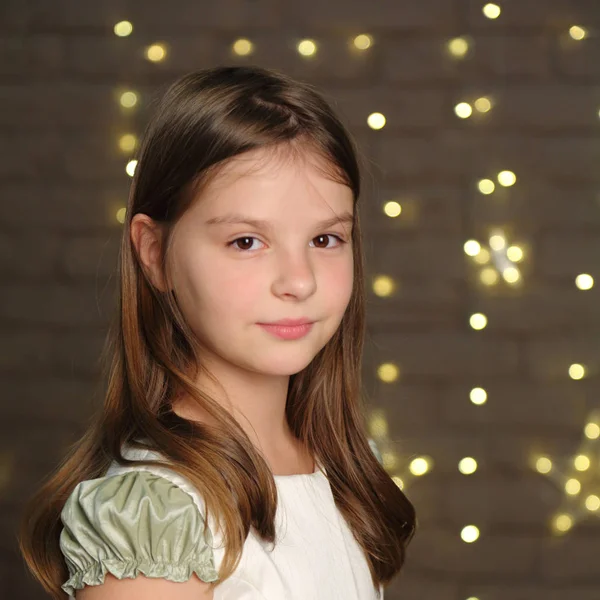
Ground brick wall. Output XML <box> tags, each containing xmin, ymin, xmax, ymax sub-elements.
<box><xmin>1</xmin><ymin>1</ymin><xmax>599</xmax><ymax>598</ymax></box>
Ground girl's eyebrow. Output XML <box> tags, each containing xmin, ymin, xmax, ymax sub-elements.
<box><xmin>204</xmin><ymin>211</ymin><xmax>354</xmax><ymax>231</ymax></box>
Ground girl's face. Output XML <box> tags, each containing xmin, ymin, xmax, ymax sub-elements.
<box><xmin>166</xmin><ymin>147</ymin><xmax>355</xmax><ymax>377</ymax></box>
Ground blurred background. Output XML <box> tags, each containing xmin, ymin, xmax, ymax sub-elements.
<box><xmin>2</xmin><ymin>0</ymin><xmax>600</xmax><ymax>598</ymax></box>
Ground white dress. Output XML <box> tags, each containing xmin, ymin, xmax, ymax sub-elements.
<box><xmin>59</xmin><ymin>442</ymin><xmax>384</xmax><ymax>600</ymax></box>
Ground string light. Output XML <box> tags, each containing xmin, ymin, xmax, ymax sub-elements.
<box><xmin>460</xmin><ymin>525</ymin><xmax>480</xmax><ymax>543</ymax></box>
<box><xmin>116</xmin><ymin>207</ymin><xmax>127</xmax><ymax>224</ymax></box>
<box><xmin>447</xmin><ymin>36</ymin><xmax>470</xmax><ymax>58</ymax></box>
<box><xmin>145</xmin><ymin>44</ymin><xmax>167</xmax><ymax>62</ymax></box>
<box><xmin>473</xmin><ymin>247</ymin><xmax>491</xmax><ymax>264</ymax></box>
<box><xmin>474</xmin><ymin>97</ymin><xmax>492</xmax><ymax>112</ymax></box>
<box><xmin>506</xmin><ymin>245</ymin><xmax>524</xmax><ymax>262</ymax></box>
<box><xmin>569</xmin><ymin>364</ymin><xmax>586</xmax><ymax>380</ymax></box>
<box><xmin>534</xmin><ymin>410</ymin><xmax>600</xmax><ymax>534</ymax></box>
<box><xmin>575</xmin><ymin>274</ymin><xmax>594</xmax><ymax>290</ymax></box>
<box><xmin>585</xmin><ymin>423</ymin><xmax>600</xmax><ymax>440</ymax></box>
<box><xmin>377</xmin><ymin>362</ymin><xmax>400</xmax><ymax>383</ymax></box>
<box><xmin>464</xmin><ymin>240</ymin><xmax>481</xmax><ymax>256</ymax></box>
<box><xmin>569</xmin><ymin>26</ymin><xmax>587</xmax><ymax>40</ymax></box>
<box><xmin>480</xmin><ymin>267</ymin><xmax>499</xmax><ymax>286</ymax></box>
<box><xmin>372</xmin><ymin>275</ymin><xmax>396</xmax><ymax>297</ymax></box>
<box><xmin>382</xmin><ymin>450</ymin><xmax>399</xmax><ymax>470</ymax></box>
<box><xmin>497</xmin><ymin>170</ymin><xmax>516</xmax><ymax>186</ymax></box>
<box><xmin>482</xmin><ymin>3</ymin><xmax>501</xmax><ymax>19</ymax></box>
<box><xmin>119</xmin><ymin>91</ymin><xmax>138</xmax><ymax>108</ymax></box>
<box><xmin>232</xmin><ymin>38</ymin><xmax>254</xmax><ymax>56</ymax></box>
<box><xmin>367</xmin><ymin>112</ymin><xmax>386</xmax><ymax>129</ymax></box>
<box><xmin>469</xmin><ymin>313</ymin><xmax>488</xmax><ymax>330</ymax></box>
<box><xmin>502</xmin><ymin>266</ymin><xmax>520</xmax><ymax>283</ymax></box>
<box><xmin>353</xmin><ymin>34</ymin><xmax>373</xmax><ymax>50</ymax></box>
<box><xmin>125</xmin><ymin>160</ymin><xmax>138</xmax><ymax>177</ymax></box>
<box><xmin>458</xmin><ymin>457</ymin><xmax>478</xmax><ymax>475</ymax></box>
<box><xmin>477</xmin><ymin>179</ymin><xmax>495</xmax><ymax>194</ymax></box>
<box><xmin>489</xmin><ymin>234</ymin><xmax>506</xmax><ymax>251</ymax></box>
<box><xmin>383</xmin><ymin>201</ymin><xmax>402</xmax><ymax>218</ymax></box>
<box><xmin>118</xmin><ymin>134</ymin><xmax>137</xmax><ymax>153</ymax></box>
<box><xmin>470</xmin><ymin>387</ymin><xmax>487</xmax><ymax>405</ymax></box>
<box><xmin>297</xmin><ymin>39</ymin><xmax>317</xmax><ymax>57</ymax></box>
<box><xmin>114</xmin><ymin>21</ymin><xmax>133</xmax><ymax>37</ymax></box>
<box><xmin>455</xmin><ymin>102</ymin><xmax>473</xmax><ymax>119</ymax></box>
<box><xmin>409</xmin><ymin>457</ymin><xmax>432</xmax><ymax>476</ymax></box>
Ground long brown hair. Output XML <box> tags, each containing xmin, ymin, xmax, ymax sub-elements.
<box><xmin>18</xmin><ymin>65</ymin><xmax>416</xmax><ymax>598</ymax></box>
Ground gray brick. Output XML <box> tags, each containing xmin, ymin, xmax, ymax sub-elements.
<box><xmin>61</xmin><ymin>234</ymin><xmax>120</xmax><ymax>280</ymax></box>
<box><xmin>407</xmin><ymin>528</ymin><xmax>538</xmax><ymax>576</ymax></box>
<box><xmin>367</xmin><ymin>233</ymin><xmax>466</xmax><ymax>280</ymax></box>
<box><xmin>443</xmin><ymin>472</ymin><xmax>560</xmax><ymax>526</ymax></box>
<box><xmin>284</xmin><ymin>0</ymin><xmax>457</xmax><ymax>29</ymax></box>
<box><xmin>557</xmin><ymin>37</ymin><xmax>600</xmax><ymax>79</ymax></box>
<box><xmin>0</xmin><ymin>329</ymin><xmax>106</xmax><ymax>376</ymax></box>
<box><xmin>388</xmin><ymin>575</ymin><xmax>459</xmax><ymax>600</ymax></box>
<box><xmin>383</xmin><ymin>35</ymin><xmax>551</xmax><ymax>82</ymax></box>
<box><xmin>441</xmin><ymin>381</ymin><xmax>593</xmax><ymax>431</ymax></box>
<box><xmin>467</xmin><ymin>0</ymin><xmax>600</xmax><ymax>28</ymax></box>
<box><xmin>471</xmin><ymin>184</ymin><xmax>600</xmax><ymax>232</ymax></box>
<box><xmin>538</xmin><ymin>233</ymin><xmax>600</xmax><ymax>276</ymax></box>
<box><xmin>540</xmin><ymin>535</ymin><xmax>600</xmax><ymax>579</ymax></box>
<box><xmin>0</xmin><ymin>283</ymin><xmax>115</xmax><ymax>326</ymax></box>
<box><xmin>0</xmin><ymin>232</ymin><xmax>62</xmax><ymax>279</ymax></box>
<box><xmin>2</xmin><ymin>377</ymin><xmax>98</xmax><ymax>425</ymax></box>
<box><xmin>0</xmin><ymin>35</ymin><xmax>65</xmax><ymax>76</ymax></box>
<box><xmin>524</xmin><ymin>334</ymin><xmax>600</xmax><ymax>380</ymax></box>
<box><xmin>463</xmin><ymin>585</ymin><xmax>600</xmax><ymax>600</ymax></box>
<box><xmin>0</xmin><ymin>183</ymin><xmax>126</xmax><ymax>231</ymax></box>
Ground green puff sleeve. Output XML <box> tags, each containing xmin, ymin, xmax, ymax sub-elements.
<box><xmin>59</xmin><ymin>470</ymin><xmax>219</xmax><ymax>597</ymax></box>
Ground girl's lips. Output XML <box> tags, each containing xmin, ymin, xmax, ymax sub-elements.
<box><xmin>258</xmin><ymin>322</ymin><xmax>314</xmax><ymax>340</ymax></box>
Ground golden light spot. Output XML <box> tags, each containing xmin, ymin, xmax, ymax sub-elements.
<box><xmin>447</xmin><ymin>37</ymin><xmax>470</xmax><ymax>58</ymax></box>
<box><xmin>569</xmin><ymin>364</ymin><xmax>586</xmax><ymax>380</ymax></box>
<box><xmin>569</xmin><ymin>26</ymin><xmax>587</xmax><ymax>40</ymax></box>
<box><xmin>367</xmin><ymin>112</ymin><xmax>386</xmax><ymax>129</ymax></box>
<box><xmin>372</xmin><ymin>275</ymin><xmax>396</xmax><ymax>297</ymax></box>
<box><xmin>497</xmin><ymin>170</ymin><xmax>516</xmax><ymax>186</ymax></box>
<box><xmin>353</xmin><ymin>34</ymin><xmax>373</xmax><ymax>50</ymax></box>
<box><xmin>377</xmin><ymin>362</ymin><xmax>400</xmax><ymax>383</ymax></box>
<box><xmin>575</xmin><ymin>274</ymin><xmax>594</xmax><ymax>290</ymax></box>
<box><xmin>119</xmin><ymin>91</ymin><xmax>138</xmax><ymax>108</ymax></box>
<box><xmin>383</xmin><ymin>201</ymin><xmax>402</xmax><ymax>218</ymax></box>
<box><xmin>464</xmin><ymin>240</ymin><xmax>481</xmax><ymax>256</ymax></box>
<box><xmin>116</xmin><ymin>207</ymin><xmax>127</xmax><ymax>224</ymax></box>
<box><xmin>455</xmin><ymin>102</ymin><xmax>473</xmax><ymax>119</ymax></box>
<box><xmin>461</xmin><ymin>525</ymin><xmax>480</xmax><ymax>543</ymax></box>
<box><xmin>458</xmin><ymin>457</ymin><xmax>478</xmax><ymax>475</ymax></box>
<box><xmin>535</xmin><ymin>457</ymin><xmax>552</xmax><ymax>474</ymax></box>
<box><xmin>470</xmin><ymin>387</ymin><xmax>487</xmax><ymax>405</ymax></box>
<box><xmin>114</xmin><ymin>21</ymin><xmax>133</xmax><ymax>37</ymax></box>
<box><xmin>474</xmin><ymin>97</ymin><xmax>492</xmax><ymax>112</ymax></box>
<box><xmin>297</xmin><ymin>39</ymin><xmax>317</xmax><ymax>56</ymax></box>
<box><xmin>470</xmin><ymin>313</ymin><xmax>488</xmax><ymax>330</ymax></box>
<box><xmin>482</xmin><ymin>3</ymin><xmax>501</xmax><ymax>19</ymax></box>
<box><xmin>233</xmin><ymin>38</ymin><xmax>254</xmax><ymax>56</ymax></box>
<box><xmin>478</xmin><ymin>179</ymin><xmax>495</xmax><ymax>194</ymax></box>
<box><xmin>146</xmin><ymin>44</ymin><xmax>167</xmax><ymax>62</ymax></box>
<box><xmin>118</xmin><ymin>134</ymin><xmax>137</xmax><ymax>153</ymax></box>
<box><xmin>480</xmin><ymin>267</ymin><xmax>499</xmax><ymax>286</ymax></box>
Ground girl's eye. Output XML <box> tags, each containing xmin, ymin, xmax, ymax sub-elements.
<box><xmin>228</xmin><ymin>234</ymin><xmax>346</xmax><ymax>253</ymax></box>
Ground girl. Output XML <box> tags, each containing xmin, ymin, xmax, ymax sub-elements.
<box><xmin>19</xmin><ymin>65</ymin><xmax>416</xmax><ymax>599</ymax></box>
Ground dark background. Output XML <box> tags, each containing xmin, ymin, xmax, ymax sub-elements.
<box><xmin>2</xmin><ymin>1</ymin><xmax>600</xmax><ymax>598</ymax></box>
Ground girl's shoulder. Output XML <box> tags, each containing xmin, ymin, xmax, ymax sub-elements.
<box><xmin>58</xmin><ymin>441</ymin><xmax>219</xmax><ymax>598</ymax></box>
<box><xmin>104</xmin><ymin>441</ymin><xmax>208</xmax><ymax>515</ymax></box>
